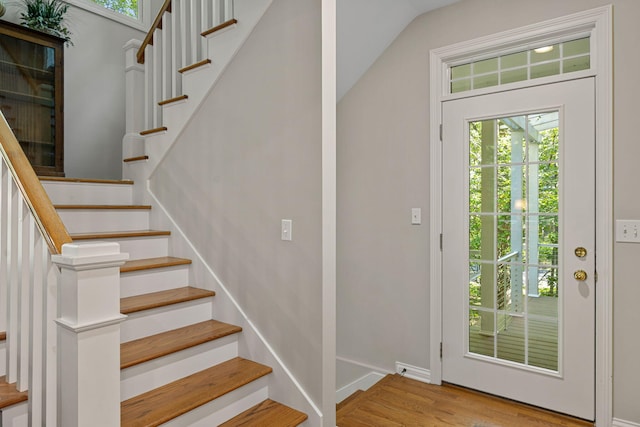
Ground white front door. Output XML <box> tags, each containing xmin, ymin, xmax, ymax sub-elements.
<box><xmin>441</xmin><ymin>78</ymin><xmax>595</xmax><ymax>420</ymax></box>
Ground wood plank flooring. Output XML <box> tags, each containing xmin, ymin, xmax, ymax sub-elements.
<box><xmin>337</xmin><ymin>374</ymin><xmax>593</xmax><ymax>427</ymax></box>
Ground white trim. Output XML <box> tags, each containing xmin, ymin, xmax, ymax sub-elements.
<box><xmin>429</xmin><ymin>6</ymin><xmax>612</xmax><ymax>426</ymax></box>
<box><xmin>395</xmin><ymin>362</ymin><xmax>431</xmax><ymax>384</ymax></box>
<box><xmin>55</xmin><ymin>314</ymin><xmax>127</xmax><ymax>333</ymax></box>
<box><xmin>336</xmin><ymin>372</ymin><xmax>385</xmax><ymax>403</ymax></box>
<box><xmin>146</xmin><ymin>184</ymin><xmax>323</xmax><ymax>420</ymax></box>
<box><xmin>65</xmin><ymin>0</ymin><xmax>148</xmax><ymax>32</ymax></box>
<box><xmin>613</xmin><ymin>419</ymin><xmax>640</xmax><ymax>427</ymax></box>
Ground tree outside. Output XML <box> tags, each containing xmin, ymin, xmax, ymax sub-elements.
<box><xmin>91</xmin><ymin>0</ymin><xmax>137</xmax><ymax>18</ymax></box>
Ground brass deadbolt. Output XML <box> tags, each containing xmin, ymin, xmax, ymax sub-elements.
<box><xmin>574</xmin><ymin>247</ymin><xmax>587</xmax><ymax>258</ymax></box>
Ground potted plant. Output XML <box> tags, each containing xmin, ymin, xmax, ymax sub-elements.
<box><xmin>19</xmin><ymin>0</ymin><xmax>72</xmax><ymax>45</ymax></box>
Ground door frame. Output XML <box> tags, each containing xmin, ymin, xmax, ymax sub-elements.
<box><xmin>428</xmin><ymin>6</ymin><xmax>612</xmax><ymax>425</ymax></box>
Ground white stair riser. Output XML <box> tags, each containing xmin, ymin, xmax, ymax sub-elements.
<box><xmin>121</xmin><ymin>299</ymin><xmax>214</xmax><ymax>343</ymax></box>
<box><xmin>58</xmin><ymin>210</ymin><xmax>150</xmax><ymax>234</ymax></box>
<box><xmin>115</xmin><ymin>236</ymin><xmax>169</xmax><ymax>259</ymax></box>
<box><xmin>121</xmin><ymin>336</ymin><xmax>238</xmax><ymax>401</ymax></box>
<box><xmin>160</xmin><ymin>379</ymin><xmax>269</xmax><ymax>427</ymax></box>
<box><xmin>42</xmin><ymin>182</ymin><xmax>133</xmax><ymax>205</ymax></box>
<box><xmin>74</xmin><ymin>236</ymin><xmax>169</xmax><ymax>259</ymax></box>
<box><xmin>121</xmin><ymin>266</ymin><xmax>190</xmax><ymax>297</ymax></box>
<box><xmin>1</xmin><ymin>401</ymin><xmax>28</xmax><ymax>427</ymax></box>
<box><xmin>0</xmin><ymin>341</ymin><xmax>5</xmax><ymax>377</ymax></box>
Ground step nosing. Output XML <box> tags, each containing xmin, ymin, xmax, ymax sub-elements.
<box><xmin>120</xmin><ymin>287</ymin><xmax>215</xmax><ymax>314</ymax></box>
<box><xmin>121</xmin><ymin>358</ymin><xmax>272</xmax><ymax>425</ymax></box>
<box><xmin>71</xmin><ymin>230</ymin><xmax>171</xmax><ymax>241</ymax></box>
<box><xmin>120</xmin><ymin>256</ymin><xmax>192</xmax><ymax>273</ymax></box>
<box><xmin>55</xmin><ymin>205</ymin><xmax>152</xmax><ymax>210</ymax></box>
<box><xmin>120</xmin><ymin>320</ymin><xmax>242</xmax><ymax>369</ymax></box>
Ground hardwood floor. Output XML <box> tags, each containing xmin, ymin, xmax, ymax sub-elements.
<box><xmin>336</xmin><ymin>374</ymin><xmax>593</xmax><ymax>427</ymax></box>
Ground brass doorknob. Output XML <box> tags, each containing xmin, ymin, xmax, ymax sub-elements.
<box><xmin>574</xmin><ymin>247</ymin><xmax>587</xmax><ymax>258</ymax></box>
<box><xmin>574</xmin><ymin>270</ymin><xmax>587</xmax><ymax>281</ymax></box>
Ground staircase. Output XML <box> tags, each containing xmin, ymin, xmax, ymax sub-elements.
<box><xmin>39</xmin><ymin>176</ymin><xmax>308</xmax><ymax>426</ymax></box>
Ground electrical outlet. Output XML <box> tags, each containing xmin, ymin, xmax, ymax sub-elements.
<box><xmin>616</xmin><ymin>220</ymin><xmax>640</xmax><ymax>242</ymax></box>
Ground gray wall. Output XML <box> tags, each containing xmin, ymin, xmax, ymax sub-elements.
<box><xmin>150</xmin><ymin>0</ymin><xmax>324</xmax><ymax>408</ymax></box>
<box><xmin>2</xmin><ymin>3</ymin><xmax>146</xmax><ymax>179</ymax></box>
<box><xmin>337</xmin><ymin>0</ymin><xmax>640</xmax><ymax>423</ymax></box>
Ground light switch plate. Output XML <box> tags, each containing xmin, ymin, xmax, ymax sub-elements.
<box><xmin>411</xmin><ymin>208</ymin><xmax>421</xmax><ymax>225</ymax></box>
<box><xmin>281</xmin><ymin>219</ymin><xmax>292</xmax><ymax>241</ymax></box>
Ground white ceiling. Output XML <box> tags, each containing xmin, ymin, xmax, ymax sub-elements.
<box><xmin>337</xmin><ymin>0</ymin><xmax>460</xmax><ymax>100</ymax></box>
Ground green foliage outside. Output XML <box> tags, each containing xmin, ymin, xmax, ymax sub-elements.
<box><xmin>468</xmin><ymin>118</ymin><xmax>559</xmax><ymax>305</ymax></box>
<box><xmin>91</xmin><ymin>0</ymin><xmax>138</xmax><ymax>18</ymax></box>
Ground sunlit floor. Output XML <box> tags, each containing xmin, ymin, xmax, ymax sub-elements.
<box><xmin>337</xmin><ymin>373</ymin><xmax>593</xmax><ymax>427</ymax></box>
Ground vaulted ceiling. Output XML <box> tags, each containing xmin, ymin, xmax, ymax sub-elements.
<box><xmin>337</xmin><ymin>0</ymin><xmax>460</xmax><ymax>100</ymax></box>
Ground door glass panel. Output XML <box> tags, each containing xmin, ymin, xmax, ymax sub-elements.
<box><xmin>467</xmin><ymin>112</ymin><xmax>560</xmax><ymax>372</ymax></box>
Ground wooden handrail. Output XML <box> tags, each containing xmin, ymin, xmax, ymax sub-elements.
<box><xmin>0</xmin><ymin>112</ymin><xmax>71</xmax><ymax>254</ymax></box>
<box><xmin>137</xmin><ymin>0</ymin><xmax>172</xmax><ymax>64</ymax></box>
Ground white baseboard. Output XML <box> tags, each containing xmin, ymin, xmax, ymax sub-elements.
<box><xmin>336</xmin><ymin>372</ymin><xmax>385</xmax><ymax>403</ymax></box>
<box><xmin>395</xmin><ymin>361</ymin><xmax>431</xmax><ymax>383</ymax></box>
<box><xmin>613</xmin><ymin>419</ymin><xmax>640</xmax><ymax>427</ymax></box>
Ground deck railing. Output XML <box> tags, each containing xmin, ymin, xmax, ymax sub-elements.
<box><xmin>0</xmin><ymin>112</ymin><xmax>127</xmax><ymax>426</ymax></box>
<box><xmin>133</xmin><ymin>0</ymin><xmax>235</xmax><ymax>131</ymax></box>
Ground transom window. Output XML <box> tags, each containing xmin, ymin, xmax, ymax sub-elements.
<box><xmin>450</xmin><ymin>37</ymin><xmax>590</xmax><ymax>94</ymax></box>
<box><xmin>88</xmin><ymin>0</ymin><xmax>139</xmax><ymax>19</ymax></box>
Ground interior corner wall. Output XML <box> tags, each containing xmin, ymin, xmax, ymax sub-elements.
<box><xmin>337</xmin><ymin>0</ymin><xmax>640</xmax><ymax>424</ymax></box>
<box><xmin>149</xmin><ymin>0</ymin><xmax>324</xmax><ymax>408</ymax></box>
<box><xmin>2</xmin><ymin>4</ymin><xmax>145</xmax><ymax>179</ymax></box>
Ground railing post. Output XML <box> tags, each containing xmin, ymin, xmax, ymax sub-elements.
<box><xmin>52</xmin><ymin>242</ymin><xmax>128</xmax><ymax>427</ymax></box>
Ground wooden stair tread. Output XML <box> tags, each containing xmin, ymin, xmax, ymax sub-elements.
<box><xmin>39</xmin><ymin>177</ymin><xmax>134</xmax><ymax>185</ymax></box>
<box><xmin>121</xmin><ymin>256</ymin><xmax>192</xmax><ymax>273</ymax></box>
<box><xmin>219</xmin><ymin>399</ymin><xmax>307</xmax><ymax>427</ymax></box>
<box><xmin>55</xmin><ymin>205</ymin><xmax>151</xmax><ymax>210</ymax></box>
<box><xmin>71</xmin><ymin>230</ymin><xmax>171</xmax><ymax>240</ymax></box>
<box><xmin>121</xmin><ymin>286</ymin><xmax>215</xmax><ymax>315</ymax></box>
<box><xmin>0</xmin><ymin>376</ymin><xmax>28</xmax><ymax>409</ymax></box>
<box><xmin>140</xmin><ymin>127</ymin><xmax>167</xmax><ymax>136</ymax></box>
<box><xmin>121</xmin><ymin>357</ymin><xmax>272</xmax><ymax>427</ymax></box>
<box><xmin>179</xmin><ymin>59</ymin><xmax>211</xmax><ymax>74</ymax></box>
<box><xmin>201</xmin><ymin>18</ymin><xmax>238</xmax><ymax>37</ymax></box>
<box><xmin>336</xmin><ymin>389</ymin><xmax>365</xmax><ymax>412</ymax></box>
<box><xmin>158</xmin><ymin>94</ymin><xmax>188</xmax><ymax>106</ymax></box>
<box><xmin>0</xmin><ymin>331</ymin><xmax>5</xmax><ymax>341</ymax></box>
<box><xmin>121</xmin><ymin>320</ymin><xmax>240</xmax><ymax>369</ymax></box>
<box><xmin>124</xmin><ymin>155</ymin><xmax>149</xmax><ymax>163</ymax></box>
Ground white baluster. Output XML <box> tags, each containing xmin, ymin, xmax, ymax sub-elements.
<box><xmin>7</xmin><ymin>178</ymin><xmax>18</xmax><ymax>384</ymax></box>
<box><xmin>161</xmin><ymin>11</ymin><xmax>172</xmax><ymax>101</ymax></box>
<box><xmin>144</xmin><ymin>45</ymin><xmax>154</xmax><ymax>130</ymax></box>
<box><xmin>44</xmin><ymin>251</ymin><xmax>58</xmax><ymax>426</ymax></box>
<box><xmin>152</xmin><ymin>29</ymin><xmax>163</xmax><ymax>127</ymax></box>
<box><xmin>171</xmin><ymin>0</ymin><xmax>183</xmax><ymax>96</ymax></box>
<box><xmin>17</xmin><ymin>198</ymin><xmax>30</xmax><ymax>392</ymax></box>
<box><xmin>180</xmin><ymin>0</ymin><xmax>192</xmax><ymax>68</ymax></box>
<box><xmin>28</xmin><ymin>230</ymin><xmax>45</xmax><ymax>426</ymax></box>
<box><xmin>190</xmin><ymin>0</ymin><xmax>202</xmax><ymax>63</ymax></box>
<box><xmin>201</xmin><ymin>0</ymin><xmax>209</xmax><ymax>59</ymax></box>
<box><xmin>225</xmin><ymin>0</ymin><xmax>234</xmax><ymax>21</ymax></box>
<box><xmin>0</xmin><ymin>160</ymin><xmax>7</xmax><ymax>355</ymax></box>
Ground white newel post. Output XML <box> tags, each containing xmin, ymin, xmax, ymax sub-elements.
<box><xmin>52</xmin><ymin>242</ymin><xmax>129</xmax><ymax>427</ymax></box>
<box><xmin>123</xmin><ymin>39</ymin><xmax>146</xmax><ymax>162</ymax></box>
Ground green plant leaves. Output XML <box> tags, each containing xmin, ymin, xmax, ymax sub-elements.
<box><xmin>20</xmin><ymin>0</ymin><xmax>72</xmax><ymax>46</ymax></box>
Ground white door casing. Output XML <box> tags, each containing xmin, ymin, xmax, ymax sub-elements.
<box><xmin>441</xmin><ymin>78</ymin><xmax>595</xmax><ymax>420</ymax></box>
<box><xmin>428</xmin><ymin>6</ymin><xmax>612</xmax><ymax>425</ymax></box>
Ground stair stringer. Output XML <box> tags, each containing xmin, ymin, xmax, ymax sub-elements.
<box><xmin>123</xmin><ymin>0</ymin><xmax>274</xmax><ymax>184</ymax></box>
<box><xmin>143</xmin><ymin>184</ymin><xmax>321</xmax><ymax>426</ymax></box>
